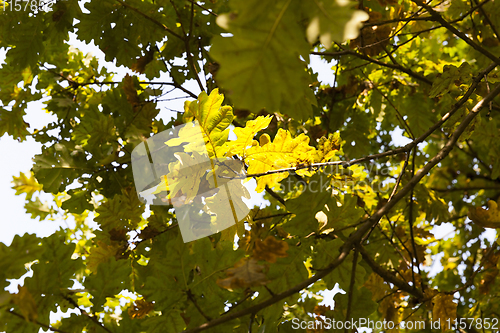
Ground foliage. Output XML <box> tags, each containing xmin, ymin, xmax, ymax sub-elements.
<box><xmin>1</xmin><ymin>0</ymin><xmax>500</xmax><ymax>332</ymax></box>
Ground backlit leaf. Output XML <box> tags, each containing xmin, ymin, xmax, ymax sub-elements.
<box><xmin>468</xmin><ymin>198</ymin><xmax>500</xmax><ymax>229</ymax></box>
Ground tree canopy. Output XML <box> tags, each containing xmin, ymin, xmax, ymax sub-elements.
<box><xmin>2</xmin><ymin>0</ymin><xmax>500</xmax><ymax>332</ymax></box>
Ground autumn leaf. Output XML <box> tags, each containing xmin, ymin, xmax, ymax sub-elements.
<box><xmin>314</xmin><ymin>132</ymin><xmax>341</xmax><ymax>162</ymax></box>
<box><xmin>123</xmin><ymin>74</ymin><xmax>140</xmax><ymax>111</ymax></box>
<box><xmin>11</xmin><ymin>286</ymin><xmax>38</xmax><ymax>322</ymax></box>
<box><xmin>252</xmin><ymin>236</ymin><xmax>289</xmax><ymax>263</ymax></box>
<box><xmin>245</xmin><ymin>129</ymin><xmax>316</xmax><ymax>192</ymax></box>
<box><xmin>217</xmin><ymin>257</ymin><xmax>269</xmax><ymax>290</ymax></box>
<box><xmin>128</xmin><ymin>299</ymin><xmax>155</xmax><ymax>319</ymax></box>
<box><xmin>131</xmin><ymin>48</ymin><xmax>155</xmax><ymax>74</ymax></box>
<box><xmin>87</xmin><ymin>241</ymin><xmax>121</xmax><ymax>274</ymax></box>
<box><xmin>363</xmin><ymin>272</ymin><xmax>388</xmax><ymax>301</ymax></box>
<box><xmin>181</xmin><ymin>88</ymin><xmax>234</xmax><ymax>158</ymax></box>
<box><xmin>226</xmin><ymin>115</ymin><xmax>273</xmax><ymax>157</ymax></box>
<box><xmin>432</xmin><ymin>294</ymin><xmax>457</xmax><ymax>330</ymax></box>
<box><xmin>11</xmin><ymin>172</ymin><xmax>43</xmax><ymax>200</ymax></box>
<box><xmin>468</xmin><ymin>198</ymin><xmax>500</xmax><ymax>229</ymax></box>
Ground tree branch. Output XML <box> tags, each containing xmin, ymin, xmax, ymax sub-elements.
<box><xmin>312</xmin><ymin>50</ymin><xmax>432</xmax><ymax>85</ymax></box>
<box><xmin>357</xmin><ymin>244</ymin><xmax>424</xmax><ymax>299</ymax></box>
<box><xmin>414</xmin><ymin>0</ymin><xmax>500</xmax><ymax>66</ymax></box>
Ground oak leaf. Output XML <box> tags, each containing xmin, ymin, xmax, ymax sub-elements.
<box><xmin>468</xmin><ymin>198</ymin><xmax>500</xmax><ymax>229</ymax></box>
<box><xmin>123</xmin><ymin>74</ymin><xmax>140</xmax><ymax>110</ymax></box>
<box><xmin>252</xmin><ymin>236</ymin><xmax>289</xmax><ymax>263</ymax></box>
<box><xmin>245</xmin><ymin>129</ymin><xmax>315</xmax><ymax>192</ymax></box>
<box><xmin>217</xmin><ymin>257</ymin><xmax>269</xmax><ymax>290</ymax></box>
<box><xmin>87</xmin><ymin>241</ymin><xmax>121</xmax><ymax>274</ymax></box>
<box><xmin>181</xmin><ymin>88</ymin><xmax>234</xmax><ymax>158</ymax></box>
<box><xmin>128</xmin><ymin>299</ymin><xmax>155</xmax><ymax>319</ymax></box>
<box><xmin>226</xmin><ymin>115</ymin><xmax>273</xmax><ymax>157</ymax></box>
<box><xmin>432</xmin><ymin>294</ymin><xmax>457</xmax><ymax>330</ymax></box>
<box><xmin>11</xmin><ymin>286</ymin><xmax>37</xmax><ymax>322</ymax></box>
<box><xmin>12</xmin><ymin>172</ymin><xmax>43</xmax><ymax>200</ymax></box>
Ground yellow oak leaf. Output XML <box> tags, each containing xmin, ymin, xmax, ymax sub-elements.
<box><xmin>252</xmin><ymin>236</ymin><xmax>289</xmax><ymax>263</ymax></box>
<box><xmin>12</xmin><ymin>172</ymin><xmax>42</xmax><ymax>200</ymax></box>
<box><xmin>245</xmin><ymin>129</ymin><xmax>315</xmax><ymax>192</ymax></box>
<box><xmin>11</xmin><ymin>286</ymin><xmax>38</xmax><ymax>322</ymax></box>
<box><xmin>225</xmin><ymin>115</ymin><xmax>273</xmax><ymax>157</ymax></box>
<box><xmin>182</xmin><ymin>88</ymin><xmax>234</xmax><ymax>158</ymax></box>
<box><xmin>128</xmin><ymin>299</ymin><xmax>154</xmax><ymax>319</ymax></box>
<box><xmin>216</xmin><ymin>257</ymin><xmax>269</xmax><ymax>290</ymax></box>
<box><xmin>432</xmin><ymin>294</ymin><xmax>457</xmax><ymax>330</ymax></box>
<box><xmin>468</xmin><ymin>198</ymin><xmax>500</xmax><ymax>228</ymax></box>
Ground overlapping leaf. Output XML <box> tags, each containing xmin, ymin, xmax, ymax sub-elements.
<box><xmin>225</xmin><ymin>115</ymin><xmax>273</xmax><ymax>157</ymax></box>
<box><xmin>171</xmin><ymin>88</ymin><xmax>234</xmax><ymax>158</ymax></box>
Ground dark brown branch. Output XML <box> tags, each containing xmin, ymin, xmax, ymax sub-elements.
<box><xmin>264</xmin><ymin>185</ymin><xmax>286</xmax><ymax>207</ymax></box>
<box><xmin>362</xmin><ymin>0</ymin><xmax>490</xmax><ymax>28</ymax></box>
<box><xmin>154</xmin><ymin>44</ymin><xmax>199</xmax><ymax>99</ymax></box>
<box><xmin>430</xmin><ymin>186</ymin><xmax>500</xmax><ymax>192</ymax></box>
<box><xmin>185</xmin><ymin>0</ymin><xmax>217</xmax><ymax>17</ymax></box>
<box><xmin>253</xmin><ymin>212</ymin><xmax>292</xmax><ymax>221</ymax></box>
<box><xmin>170</xmin><ymin>0</ymin><xmax>205</xmax><ymax>92</ymax></box>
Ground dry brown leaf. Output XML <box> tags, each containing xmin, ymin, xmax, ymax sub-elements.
<box><xmin>432</xmin><ymin>294</ymin><xmax>457</xmax><ymax>331</ymax></box>
<box><xmin>123</xmin><ymin>74</ymin><xmax>140</xmax><ymax>110</ymax></box>
<box><xmin>217</xmin><ymin>257</ymin><xmax>269</xmax><ymax>290</ymax></box>
<box><xmin>128</xmin><ymin>299</ymin><xmax>155</xmax><ymax>319</ymax></box>
<box><xmin>252</xmin><ymin>236</ymin><xmax>289</xmax><ymax>263</ymax></box>
<box><xmin>468</xmin><ymin>198</ymin><xmax>500</xmax><ymax>228</ymax></box>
